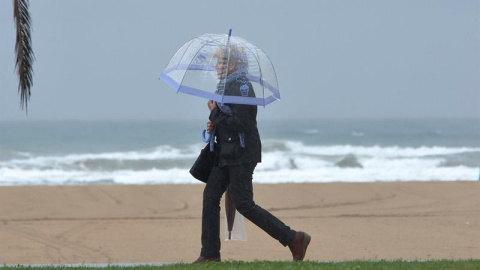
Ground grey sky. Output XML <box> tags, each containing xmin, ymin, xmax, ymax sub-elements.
<box><xmin>1</xmin><ymin>0</ymin><xmax>479</xmax><ymax>121</ymax></box>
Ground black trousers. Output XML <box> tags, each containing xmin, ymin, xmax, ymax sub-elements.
<box><xmin>201</xmin><ymin>163</ymin><xmax>296</xmax><ymax>257</ymax></box>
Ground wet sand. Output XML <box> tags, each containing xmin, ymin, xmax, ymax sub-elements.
<box><xmin>0</xmin><ymin>181</ymin><xmax>479</xmax><ymax>264</ymax></box>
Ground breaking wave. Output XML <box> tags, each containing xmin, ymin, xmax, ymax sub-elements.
<box><xmin>1</xmin><ymin>140</ymin><xmax>478</xmax><ymax>185</ymax></box>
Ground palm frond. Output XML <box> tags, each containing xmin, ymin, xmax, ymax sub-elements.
<box><xmin>13</xmin><ymin>0</ymin><xmax>34</xmax><ymax>111</ymax></box>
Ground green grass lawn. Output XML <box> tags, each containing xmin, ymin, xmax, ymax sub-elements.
<box><xmin>2</xmin><ymin>260</ymin><xmax>480</xmax><ymax>270</ymax></box>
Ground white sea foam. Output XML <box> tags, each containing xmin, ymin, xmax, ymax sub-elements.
<box><xmin>1</xmin><ymin>141</ymin><xmax>478</xmax><ymax>185</ymax></box>
<box><xmin>1</xmin><ymin>164</ymin><xmax>476</xmax><ymax>186</ymax></box>
<box><xmin>282</xmin><ymin>141</ymin><xmax>480</xmax><ymax>157</ymax></box>
<box><xmin>0</xmin><ymin>167</ymin><xmax>195</xmax><ymax>185</ymax></box>
<box><xmin>2</xmin><ymin>145</ymin><xmax>198</xmax><ymax>168</ymax></box>
<box><xmin>253</xmin><ymin>166</ymin><xmax>476</xmax><ymax>183</ymax></box>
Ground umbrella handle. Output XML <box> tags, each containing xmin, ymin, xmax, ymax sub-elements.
<box><xmin>202</xmin><ymin>129</ymin><xmax>211</xmax><ymax>143</ymax></box>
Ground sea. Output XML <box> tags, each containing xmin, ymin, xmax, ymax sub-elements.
<box><xmin>0</xmin><ymin>119</ymin><xmax>479</xmax><ymax>185</ymax></box>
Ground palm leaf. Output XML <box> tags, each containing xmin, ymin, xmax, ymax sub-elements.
<box><xmin>13</xmin><ymin>0</ymin><xmax>34</xmax><ymax>111</ymax></box>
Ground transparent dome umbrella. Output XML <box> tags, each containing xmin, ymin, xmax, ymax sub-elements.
<box><xmin>160</xmin><ymin>30</ymin><xmax>279</xmax><ymax>240</ymax></box>
<box><xmin>160</xmin><ymin>29</ymin><xmax>280</xmax><ymax>106</ymax></box>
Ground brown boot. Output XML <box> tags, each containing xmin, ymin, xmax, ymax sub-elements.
<box><xmin>193</xmin><ymin>256</ymin><xmax>221</xmax><ymax>263</ymax></box>
<box><xmin>288</xmin><ymin>231</ymin><xmax>311</xmax><ymax>261</ymax></box>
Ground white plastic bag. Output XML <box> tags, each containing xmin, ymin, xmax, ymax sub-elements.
<box><xmin>224</xmin><ymin>209</ymin><xmax>247</xmax><ymax>241</ymax></box>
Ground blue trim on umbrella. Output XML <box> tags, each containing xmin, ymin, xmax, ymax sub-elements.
<box><xmin>160</xmin><ymin>73</ymin><xmax>218</xmax><ymax>99</ymax></box>
<box><xmin>160</xmin><ymin>72</ymin><xmax>281</xmax><ymax>106</ymax></box>
<box><xmin>161</xmin><ymin>68</ymin><xmax>280</xmax><ymax>96</ymax></box>
<box><xmin>220</xmin><ymin>94</ymin><xmax>279</xmax><ymax>106</ymax></box>
<box><xmin>159</xmin><ymin>72</ymin><xmax>180</xmax><ymax>91</ymax></box>
<box><xmin>246</xmin><ymin>74</ymin><xmax>281</xmax><ymax>97</ymax></box>
<box><xmin>163</xmin><ymin>64</ymin><xmax>216</xmax><ymax>74</ymax></box>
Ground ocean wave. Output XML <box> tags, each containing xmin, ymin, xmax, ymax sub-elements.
<box><xmin>253</xmin><ymin>166</ymin><xmax>477</xmax><ymax>183</ymax></box>
<box><xmin>264</xmin><ymin>140</ymin><xmax>480</xmax><ymax>157</ymax></box>
<box><xmin>2</xmin><ymin>145</ymin><xmax>199</xmax><ymax>168</ymax></box>
<box><xmin>5</xmin><ymin>141</ymin><xmax>478</xmax><ymax>169</ymax></box>
<box><xmin>0</xmin><ymin>167</ymin><xmax>194</xmax><ymax>185</ymax></box>
<box><xmin>1</xmin><ymin>141</ymin><xmax>478</xmax><ymax>185</ymax></box>
<box><xmin>438</xmin><ymin>152</ymin><xmax>480</xmax><ymax>168</ymax></box>
<box><xmin>1</xmin><ymin>165</ymin><xmax>477</xmax><ymax>186</ymax></box>
<box><xmin>335</xmin><ymin>154</ymin><xmax>363</xmax><ymax>168</ymax></box>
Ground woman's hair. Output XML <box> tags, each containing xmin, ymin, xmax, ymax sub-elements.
<box><xmin>214</xmin><ymin>43</ymin><xmax>249</xmax><ymax>72</ymax></box>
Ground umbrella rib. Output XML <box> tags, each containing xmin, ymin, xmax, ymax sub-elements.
<box><xmin>176</xmin><ymin>36</ymin><xmax>223</xmax><ymax>95</ymax></box>
<box><xmin>263</xmin><ymin>52</ymin><xmax>281</xmax><ymax>100</ymax></box>
<box><xmin>243</xmin><ymin>45</ymin><xmax>280</xmax><ymax>104</ymax></box>
<box><xmin>220</xmin><ymin>33</ymin><xmax>232</xmax><ymax>104</ymax></box>
<box><xmin>197</xmin><ymin>34</ymin><xmax>224</xmax><ymax>45</ymax></box>
<box><xmin>243</xmin><ymin>46</ymin><xmax>265</xmax><ymax>104</ymax></box>
<box><xmin>185</xmin><ymin>41</ymin><xmax>215</xmax><ymax>76</ymax></box>
<box><xmin>175</xmin><ymin>39</ymin><xmax>196</xmax><ymax>93</ymax></box>
<box><xmin>255</xmin><ymin>49</ymin><xmax>266</xmax><ymax>106</ymax></box>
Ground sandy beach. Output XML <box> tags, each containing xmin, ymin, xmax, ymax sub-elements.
<box><xmin>0</xmin><ymin>181</ymin><xmax>479</xmax><ymax>264</ymax></box>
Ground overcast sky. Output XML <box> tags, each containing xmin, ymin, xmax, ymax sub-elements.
<box><xmin>1</xmin><ymin>0</ymin><xmax>479</xmax><ymax>121</ymax></box>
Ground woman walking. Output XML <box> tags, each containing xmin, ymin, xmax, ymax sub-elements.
<box><xmin>194</xmin><ymin>46</ymin><xmax>311</xmax><ymax>263</ymax></box>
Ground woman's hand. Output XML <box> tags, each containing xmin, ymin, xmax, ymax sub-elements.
<box><xmin>207</xmin><ymin>100</ymin><xmax>217</xmax><ymax>111</ymax></box>
<box><xmin>207</xmin><ymin>121</ymin><xmax>215</xmax><ymax>134</ymax></box>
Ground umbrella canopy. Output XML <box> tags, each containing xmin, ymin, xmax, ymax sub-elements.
<box><xmin>160</xmin><ymin>30</ymin><xmax>280</xmax><ymax>106</ymax></box>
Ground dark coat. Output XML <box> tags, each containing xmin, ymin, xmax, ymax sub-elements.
<box><xmin>209</xmin><ymin>80</ymin><xmax>262</xmax><ymax>167</ymax></box>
